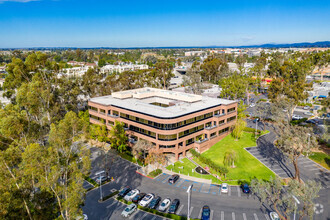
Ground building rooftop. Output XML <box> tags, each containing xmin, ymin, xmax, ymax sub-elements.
<box><xmin>89</xmin><ymin>87</ymin><xmax>236</xmax><ymax>119</ymax></box>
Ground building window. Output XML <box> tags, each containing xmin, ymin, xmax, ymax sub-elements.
<box><xmin>129</xmin><ymin>125</ymin><xmax>156</xmax><ymax>138</ymax></box>
<box><xmin>186</xmin><ymin>138</ymin><xmax>194</xmax><ymax>146</ymax></box>
<box><xmin>158</xmin><ymin>134</ymin><xmax>177</xmax><ymax>141</ymax></box>
<box><xmin>227</xmin><ymin>107</ymin><xmax>236</xmax><ymax>113</ymax></box>
<box><xmin>100</xmin><ymin>109</ymin><xmax>106</xmax><ymax>114</ymax></box>
<box><xmin>89</xmin><ymin>106</ymin><xmax>98</xmax><ymax>112</ymax></box>
<box><xmin>227</xmin><ymin>116</ymin><xmax>236</xmax><ymax>122</ymax></box>
<box><xmin>219</xmin><ymin>119</ymin><xmax>225</xmax><ymax>125</ymax></box>
<box><xmin>219</xmin><ymin>127</ymin><xmax>229</xmax><ymax>135</ymax></box>
<box><xmin>107</xmin><ymin>120</ymin><xmax>114</xmax><ymax>125</ymax></box>
<box><xmin>159</xmin><ymin>145</ymin><xmax>175</xmax><ymax>148</ymax></box>
<box><xmin>113</xmin><ymin>110</ymin><xmax>119</xmax><ymax>116</ymax></box>
<box><xmin>210</xmin><ymin>132</ymin><xmax>216</xmax><ymax>137</ymax></box>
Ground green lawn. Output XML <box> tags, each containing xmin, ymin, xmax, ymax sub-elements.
<box><xmin>166</xmin><ymin>158</ymin><xmax>222</xmax><ymax>184</ymax></box>
<box><xmin>200</xmin><ymin>132</ymin><xmax>275</xmax><ymax>183</ymax></box>
<box><xmin>309</xmin><ymin>152</ymin><xmax>330</xmax><ymax>170</ymax></box>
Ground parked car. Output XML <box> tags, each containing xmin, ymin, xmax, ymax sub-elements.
<box><xmin>304</xmin><ymin>112</ymin><xmax>314</xmax><ymax>116</ymax></box>
<box><xmin>321</xmin><ymin>113</ymin><xmax>330</xmax><ymax>119</ymax></box>
<box><xmin>168</xmin><ymin>174</ymin><xmax>179</xmax><ymax>184</ymax></box>
<box><xmin>132</xmin><ymin>193</ymin><xmax>146</xmax><ymax>203</ymax></box>
<box><xmin>249</xmin><ymin>103</ymin><xmax>255</xmax><ymax>108</ymax></box>
<box><xmin>121</xmin><ymin>204</ymin><xmax>137</xmax><ymax>217</ymax></box>
<box><xmin>158</xmin><ymin>198</ymin><xmax>171</xmax><ymax>212</ymax></box>
<box><xmin>201</xmin><ymin>205</ymin><xmax>210</xmax><ymax>220</ymax></box>
<box><xmin>139</xmin><ymin>193</ymin><xmax>154</xmax><ymax>207</ymax></box>
<box><xmin>221</xmin><ymin>183</ymin><xmax>228</xmax><ymax>193</ymax></box>
<box><xmin>292</xmin><ymin>115</ymin><xmax>303</xmax><ymax>120</ymax></box>
<box><xmin>303</xmin><ymin>106</ymin><xmax>310</xmax><ymax>110</ymax></box>
<box><xmin>148</xmin><ymin>196</ymin><xmax>161</xmax><ymax>209</ymax></box>
<box><xmin>95</xmin><ymin>176</ymin><xmax>108</xmax><ymax>184</ymax></box>
<box><xmin>241</xmin><ymin>184</ymin><xmax>250</xmax><ymax>194</ymax></box>
<box><xmin>270</xmin><ymin>212</ymin><xmax>280</xmax><ymax>220</ymax></box>
<box><xmin>118</xmin><ymin>186</ymin><xmax>131</xmax><ymax>197</ymax></box>
<box><xmin>168</xmin><ymin>199</ymin><xmax>180</xmax><ymax>214</ymax></box>
<box><xmin>124</xmin><ymin>189</ymin><xmax>139</xmax><ymax>201</ymax></box>
<box><xmin>306</xmin><ymin>119</ymin><xmax>318</xmax><ymax>125</ymax></box>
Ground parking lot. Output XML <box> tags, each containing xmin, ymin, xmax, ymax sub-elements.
<box><xmin>154</xmin><ymin>173</ymin><xmax>246</xmax><ymax>198</ymax></box>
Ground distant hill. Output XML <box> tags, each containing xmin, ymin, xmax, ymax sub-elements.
<box><xmin>1</xmin><ymin>41</ymin><xmax>329</xmax><ymax>50</ymax></box>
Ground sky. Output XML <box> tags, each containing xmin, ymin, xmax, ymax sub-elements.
<box><xmin>0</xmin><ymin>0</ymin><xmax>329</xmax><ymax>48</ymax></box>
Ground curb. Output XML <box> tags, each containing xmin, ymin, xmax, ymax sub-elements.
<box><xmin>135</xmin><ymin>171</ymin><xmax>154</xmax><ymax>179</ymax></box>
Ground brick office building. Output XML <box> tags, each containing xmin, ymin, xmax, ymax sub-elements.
<box><xmin>88</xmin><ymin>88</ymin><xmax>237</xmax><ymax>160</ymax></box>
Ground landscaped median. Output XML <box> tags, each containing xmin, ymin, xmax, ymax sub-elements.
<box><xmin>166</xmin><ymin>130</ymin><xmax>274</xmax><ymax>185</ymax></box>
<box><xmin>116</xmin><ymin>196</ymin><xmax>198</xmax><ymax>220</ymax></box>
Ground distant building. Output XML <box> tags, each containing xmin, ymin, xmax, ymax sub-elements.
<box><xmin>184</xmin><ymin>51</ymin><xmax>204</xmax><ymax>57</ymax></box>
<box><xmin>88</xmin><ymin>87</ymin><xmax>237</xmax><ymax>160</ymax></box>
<box><xmin>67</xmin><ymin>61</ymin><xmax>97</xmax><ymax>67</ymax></box>
<box><xmin>100</xmin><ymin>64</ymin><xmax>148</xmax><ymax>74</ymax></box>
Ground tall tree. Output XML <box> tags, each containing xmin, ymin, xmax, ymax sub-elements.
<box><xmin>155</xmin><ymin>61</ymin><xmax>174</xmax><ymax>90</ymax></box>
<box><xmin>109</xmin><ymin>121</ymin><xmax>128</xmax><ymax>153</ymax></box>
<box><xmin>276</xmin><ymin>124</ymin><xmax>317</xmax><ymax>181</ymax></box>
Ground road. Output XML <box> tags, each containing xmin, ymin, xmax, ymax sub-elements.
<box><xmin>245</xmin><ymin>119</ymin><xmax>329</xmax><ymax>220</ymax></box>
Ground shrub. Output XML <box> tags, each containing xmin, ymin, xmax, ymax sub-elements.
<box><xmin>243</xmin><ymin>127</ymin><xmax>261</xmax><ymax>133</ymax></box>
<box><xmin>149</xmin><ymin>169</ymin><xmax>162</xmax><ymax>178</ymax></box>
<box><xmin>101</xmin><ymin>190</ymin><xmax>119</xmax><ymax>201</ymax></box>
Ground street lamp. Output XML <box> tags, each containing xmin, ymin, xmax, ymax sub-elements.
<box><xmin>187</xmin><ymin>184</ymin><xmax>193</xmax><ymax>220</ymax></box>
<box><xmin>255</xmin><ymin>118</ymin><xmax>259</xmax><ymax>138</ymax></box>
<box><xmin>95</xmin><ymin>170</ymin><xmax>105</xmax><ymax>201</ymax></box>
<box><xmin>292</xmin><ymin>195</ymin><xmax>300</xmax><ymax>220</ymax></box>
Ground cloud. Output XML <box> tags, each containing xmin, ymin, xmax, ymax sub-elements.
<box><xmin>0</xmin><ymin>0</ymin><xmax>39</xmax><ymax>3</ymax></box>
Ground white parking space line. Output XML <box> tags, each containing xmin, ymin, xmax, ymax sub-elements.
<box><xmin>242</xmin><ymin>213</ymin><xmax>247</xmax><ymax>220</ymax></box>
<box><xmin>198</xmin><ymin>208</ymin><xmax>203</xmax><ymax>219</ymax></box>
<box><xmin>303</xmin><ymin>164</ymin><xmax>317</xmax><ymax>167</ymax></box>
<box><xmin>265</xmin><ymin>213</ymin><xmax>271</xmax><ymax>220</ymax></box>
<box><xmin>232</xmin><ymin>212</ymin><xmax>235</xmax><ymax>220</ymax></box>
<box><xmin>151</xmin><ymin>216</ymin><xmax>157</xmax><ymax>220</ymax></box>
<box><xmin>210</xmin><ymin>210</ymin><xmax>214</xmax><ymax>220</ymax></box>
<box><xmin>309</xmin><ymin>168</ymin><xmax>321</xmax><ymax>171</ymax></box>
<box><xmin>140</xmin><ymin>212</ymin><xmax>148</xmax><ymax>220</ymax></box>
<box><xmin>229</xmin><ymin>186</ymin><xmax>232</xmax><ymax>196</ymax></box>
<box><xmin>176</xmin><ymin>205</ymin><xmax>184</xmax><ymax>215</ymax></box>
<box><xmin>189</xmin><ymin>207</ymin><xmax>194</xmax><ymax>216</ymax></box>
<box><xmin>129</xmin><ymin>210</ymin><xmax>140</xmax><ymax>219</ymax></box>
<box><xmin>237</xmin><ymin>186</ymin><xmax>241</xmax><ymax>197</ymax></box>
<box><xmin>221</xmin><ymin>211</ymin><xmax>224</xmax><ymax>220</ymax></box>
<box><xmin>253</xmin><ymin>213</ymin><xmax>259</xmax><ymax>220</ymax></box>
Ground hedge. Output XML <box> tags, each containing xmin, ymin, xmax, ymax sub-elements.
<box><xmin>149</xmin><ymin>169</ymin><xmax>162</xmax><ymax>178</ymax></box>
<box><xmin>101</xmin><ymin>190</ymin><xmax>119</xmax><ymax>201</ymax></box>
<box><xmin>243</xmin><ymin>127</ymin><xmax>261</xmax><ymax>133</ymax></box>
<box><xmin>190</xmin><ymin>149</ymin><xmax>228</xmax><ymax>176</ymax></box>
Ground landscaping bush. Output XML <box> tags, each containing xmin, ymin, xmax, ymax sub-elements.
<box><xmin>149</xmin><ymin>169</ymin><xmax>162</xmax><ymax>178</ymax></box>
<box><xmin>256</xmin><ymin>98</ymin><xmax>267</xmax><ymax>103</ymax></box>
<box><xmin>189</xmin><ymin>149</ymin><xmax>228</xmax><ymax>177</ymax></box>
<box><xmin>290</xmin><ymin>118</ymin><xmax>307</xmax><ymax>125</ymax></box>
<box><xmin>243</xmin><ymin>127</ymin><xmax>261</xmax><ymax>133</ymax></box>
<box><xmin>101</xmin><ymin>190</ymin><xmax>119</xmax><ymax>201</ymax></box>
<box><xmin>84</xmin><ymin>176</ymin><xmax>97</xmax><ymax>186</ymax></box>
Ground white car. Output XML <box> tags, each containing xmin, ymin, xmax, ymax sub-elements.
<box><xmin>221</xmin><ymin>183</ymin><xmax>229</xmax><ymax>193</ymax></box>
<box><xmin>304</xmin><ymin>112</ymin><xmax>314</xmax><ymax>116</ymax></box>
<box><xmin>124</xmin><ymin>189</ymin><xmax>139</xmax><ymax>201</ymax></box>
<box><xmin>303</xmin><ymin>106</ymin><xmax>310</xmax><ymax>110</ymax></box>
<box><xmin>121</xmin><ymin>204</ymin><xmax>137</xmax><ymax>217</ymax></box>
<box><xmin>292</xmin><ymin>115</ymin><xmax>303</xmax><ymax>120</ymax></box>
<box><xmin>158</xmin><ymin>198</ymin><xmax>171</xmax><ymax>212</ymax></box>
<box><xmin>139</xmin><ymin>193</ymin><xmax>154</xmax><ymax>207</ymax></box>
<box><xmin>270</xmin><ymin>212</ymin><xmax>280</xmax><ymax>220</ymax></box>
<box><xmin>249</xmin><ymin>103</ymin><xmax>255</xmax><ymax>108</ymax></box>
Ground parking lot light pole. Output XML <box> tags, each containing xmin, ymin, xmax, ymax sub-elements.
<box><xmin>187</xmin><ymin>184</ymin><xmax>193</xmax><ymax>220</ymax></box>
<box><xmin>255</xmin><ymin>119</ymin><xmax>258</xmax><ymax>138</ymax></box>
<box><xmin>95</xmin><ymin>170</ymin><xmax>105</xmax><ymax>201</ymax></box>
<box><xmin>292</xmin><ymin>195</ymin><xmax>300</xmax><ymax>220</ymax></box>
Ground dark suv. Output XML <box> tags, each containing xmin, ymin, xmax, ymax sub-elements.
<box><xmin>168</xmin><ymin>174</ymin><xmax>179</xmax><ymax>184</ymax></box>
<box><xmin>168</xmin><ymin>199</ymin><xmax>180</xmax><ymax>214</ymax></box>
<box><xmin>132</xmin><ymin>193</ymin><xmax>146</xmax><ymax>203</ymax></box>
<box><xmin>148</xmin><ymin>196</ymin><xmax>161</xmax><ymax>209</ymax></box>
<box><xmin>118</xmin><ymin>186</ymin><xmax>131</xmax><ymax>197</ymax></box>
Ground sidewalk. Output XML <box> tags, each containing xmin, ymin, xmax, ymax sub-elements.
<box><xmin>162</xmin><ymin>169</ymin><xmax>212</xmax><ymax>184</ymax></box>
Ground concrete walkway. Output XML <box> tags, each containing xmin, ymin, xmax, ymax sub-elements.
<box><xmin>163</xmin><ymin>169</ymin><xmax>212</xmax><ymax>184</ymax></box>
